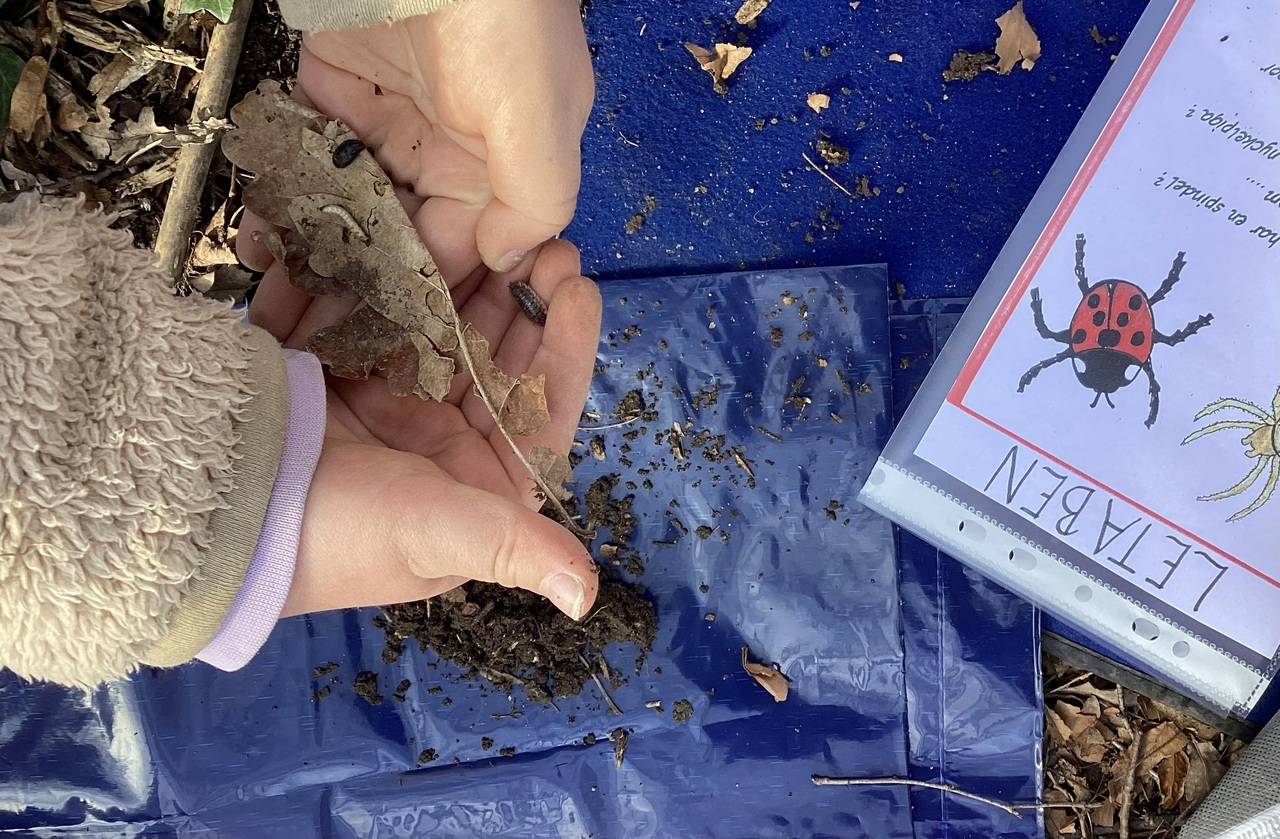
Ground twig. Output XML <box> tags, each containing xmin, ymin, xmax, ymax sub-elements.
<box><xmin>577</xmin><ymin>417</ymin><xmax>640</xmax><ymax>432</ymax></box>
<box><xmin>1117</xmin><ymin>687</ymin><xmax>1139</xmax><ymax>839</ymax></box>
<box><xmin>801</xmin><ymin>152</ymin><xmax>854</xmax><ymax>198</ymax></box>
<box><xmin>811</xmin><ymin>776</ymin><xmax>1102</xmax><ymax>818</ymax></box>
<box><xmin>153</xmin><ymin>0</ymin><xmax>252</xmax><ymax>287</ymax></box>
<box><xmin>579</xmin><ymin>653</ymin><xmax>622</xmax><ymax>715</ymax></box>
<box><xmin>450</xmin><ymin>320</ymin><xmax>594</xmax><ymax>540</ymax></box>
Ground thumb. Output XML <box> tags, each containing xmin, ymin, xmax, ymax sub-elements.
<box><xmin>474</xmin><ymin>121</ymin><xmax>586</xmax><ymax>272</ymax></box>
<box><xmin>397</xmin><ymin>480</ymin><xmax>600</xmax><ymax>622</ymax></box>
<box><xmin>292</xmin><ymin>439</ymin><xmax>599</xmax><ymax>620</ymax></box>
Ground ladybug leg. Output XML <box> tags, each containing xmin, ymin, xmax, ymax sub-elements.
<box><xmin>1075</xmin><ymin>234</ymin><xmax>1090</xmax><ymax>295</ymax></box>
<box><xmin>1154</xmin><ymin>312</ymin><xmax>1213</xmax><ymax>346</ymax></box>
<box><xmin>1029</xmin><ymin>288</ymin><xmax>1072</xmax><ymax>343</ymax></box>
<box><xmin>1018</xmin><ymin>348</ymin><xmax>1073</xmax><ymax>392</ymax></box>
<box><xmin>1147</xmin><ymin>250</ymin><xmax>1187</xmax><ymax>305</ymax></box>
<box><xmin>1142</xmin><ymin>361</ymin><xmax>1161</xmax><ymax>428</ymax></box>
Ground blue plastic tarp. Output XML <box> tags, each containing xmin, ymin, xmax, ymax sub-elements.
<box><xmin>0</xmin><ymin>268</ymin><xmax>1041</xmax><ymax>837</ymax></box>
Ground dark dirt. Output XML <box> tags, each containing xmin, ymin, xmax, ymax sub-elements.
<box><xmin>352</xmin><ymin>671</ymin><xmax>383</xmax><ymax>705</ymax></box>
<box><xmin>417</xmin><ymin>748</ymin><xmax>438</xmax><ymax>765</ymax></box>
<box><xmin>816</xmin><ymin>138</ymin><xmax>849</xmax><ymax>166</ymax></box>
<box><xmin>672</xmin><ymin>699</ymin><xmax>694</xmax><ymax>723</ymax></box>
<box><xmin>942</xmin><ymin>49</ymin><xmax>996</xmax><ymax>82</ymax></box>
<box><xmin>376</xmin><ymin>574</ymin><xmax>657</xmax><ymax>704</ymax></box>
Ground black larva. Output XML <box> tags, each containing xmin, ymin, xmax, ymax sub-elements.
<box><xmin>331</xmin><ymin>138</ymin><xmax>365</xmax><ymax>168</ymax></box>
<box><xmin>509</xmin><ymin>281</ymin><xmax>548</xmax><ymax>326</ymax></box>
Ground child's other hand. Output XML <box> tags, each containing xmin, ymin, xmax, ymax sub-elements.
<box><xmin>239</xmin><ymin>0</ymin><xmax>593</xmax><ymax>280</ymax></box>
<box><xmin>279</xmin><ymin>240</ymin><xmax>602</xmax><ymax>622</ymax></box>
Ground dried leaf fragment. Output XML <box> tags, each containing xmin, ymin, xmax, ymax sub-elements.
<box><xmin>685</xmin><ymin>42</ymin><xmax>753</xmax><ymax>90</ymax></box>
<box><xmin>888</xmin><ymin>53</ymin><xmax>904</xmax><ymax>62</ymax></box>
<box><xmin>806</xmin><ymin>92</ymin><xmax>830</xmax><ymax>113</ymax></box>
<box><xmin>741</xmin><ymin>646</ymin><xmax>788</xmax><ymax>702</ymax></box>
<box><xmin>8</xmin><ymin>57</ymin><xmax>50</xmax><ymax>141</ymax></box>
<box><xmin>994</xmin><ymin>1</ymin><xmax>1041</xmax><ymax>74</ymax></box>
<box><xmin>734</xmin><ymin>0</ymin><xmax>769</xmax><ymax>24</ymax></box>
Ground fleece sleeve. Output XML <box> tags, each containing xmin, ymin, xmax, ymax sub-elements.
<box><xmin>0</xmin><ymin>194</ymin><xmax>287</xmax><ymax>687</ymax></box>
<box><xmin>274</xmin><ymin>0</ymin><xmax>460</xmax><ymax>32</ymax></box>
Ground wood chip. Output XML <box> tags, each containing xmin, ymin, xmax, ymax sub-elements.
<box><xmin>734</xmin><ymin>0</ymin><xmax>769</xmax><ymax>25</ymax></box>
<box><xmin>741</xmin><ymin>646</ymin><xmax>788</xmax><ymax>702</ymax></box>
<box><xmin>685</xmin><ymin>42</ymin><xmax>753</xmax><ymax>90</ymax></box>
<box><xmin>806</xmin><ymin>92</ymin><xmax>830</xmax><ymax>113</ymax></box>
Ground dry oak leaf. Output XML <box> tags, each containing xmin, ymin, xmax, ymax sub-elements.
<box><xmin>994</xmin><ymin>1</ymin><xmax>1041</xmax><ymax>73</ymax></box>
<box><xmin>734</xmin><ymin>0</ymin><xmax>769</xmax><ymax>25</ymax></box>
<box><xmin>221</xmin><ymin>82</ymin><xmax>550</xmax><ymax>434</ymax></box>
<box><xmin>742</xmin><ymin>646</ymin><xmax>789</xmax><ymax>702</ymax></box>
<box><xmin>685</xmin><ymin>42</ymin><xmax>753</xmax><ymax>89</ymax></box>
<box><xmin>806</xmin><ymin>92</ymin><xmax>830</xmax><ymax>113</ymax></box>
<box><xmin>8</xmin><ymin>56</ymin><xmax>50</xmax><ymax>141</ymax></box>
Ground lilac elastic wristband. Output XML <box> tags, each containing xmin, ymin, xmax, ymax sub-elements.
<box><xmin>196</xmin><ymin>349</ymin><xmax>325</xmax><ymax>671</ymax></box>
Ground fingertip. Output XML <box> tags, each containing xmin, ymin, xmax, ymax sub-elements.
<box><xmin>235</xmin><ymin>212</ymin><xmax>278</xmax><ymax>272</ymax></box>
<box><xmin>476</xmin><ymin>199</ymin><xmax>566</xmax><ymax>273</ymax></box>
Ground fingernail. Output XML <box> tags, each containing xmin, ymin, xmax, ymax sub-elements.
<box><xmin>545</xmin><ymin>572</ymin><xmax>586</xmax><ymax>621</ymax></box>
<box><xmin>495</xmin><ymin>249</ymin><xmax>527</xmax><ymax>273</ymax></box>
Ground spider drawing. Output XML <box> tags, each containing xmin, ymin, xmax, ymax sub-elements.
<box><xmin>1182</xmin><ymin>385</ymin><xmax>1280</xmax><ymax>522</ymax></box>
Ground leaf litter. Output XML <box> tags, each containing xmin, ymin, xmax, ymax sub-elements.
<box><xmin>942</xmin><ymin>1</ymin><xmax>1040</xmax><ymax>82</ymax></box>
<box><xmin>1042</xmin><ymin>655</ymin><xmax>1243</xmax><ymax>838</ymax></box>
<box><xmin>221</xmin><ymin>82</ymin><xmax>581</xmax><ymax>530</ymax></box>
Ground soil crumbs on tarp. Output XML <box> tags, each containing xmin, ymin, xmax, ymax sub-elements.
<box><xmin>377</xmin><ymin>575</ymin><xmax>656</xmax><ymax>704</ymax></box>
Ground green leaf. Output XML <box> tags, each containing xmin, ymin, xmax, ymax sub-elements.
<box><xmin>0</xmin><ymin>45</ymin><xmax>25</xmax><ymax>136</ymax></box>
<box><xmin>179</xmin><ymin>0</ymin><xmax>234</xmax><ymax>24</ymax></box>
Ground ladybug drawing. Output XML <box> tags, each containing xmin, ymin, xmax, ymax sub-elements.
<box><xmin>1018</xmin><ymin>233</ymin><xmax>1212</xmax><ymax>427</ymax></box>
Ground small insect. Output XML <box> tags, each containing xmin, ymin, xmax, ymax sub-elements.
<box><xmin>320</xmin><ymin>203</ymin><xmax>368</xmax><ymax>243</ymax></box>
<box><xmin>1019</xmin><ymin>233</ymin><xmax>1212</xmax><ymax>427</ymax></box>
<box><xmin>1183</xmin><ymin>386</ymin><xmax>1280</xmax><ymax>521</ymax></box>
<box><xmin>509</xmin><ymin>280</ymin><xmax>548</xmax><ymax>326</ymax></box>
<box><xmin>331</xmin><ymin>138</ymin><xmax>365</xmax><ymax>168</ymax></box>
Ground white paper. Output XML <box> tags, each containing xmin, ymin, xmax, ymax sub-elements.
<box><xmin>917</xmin><ymin>0</ymin><xmax>1280</xmax><ymax>665</ymax></box>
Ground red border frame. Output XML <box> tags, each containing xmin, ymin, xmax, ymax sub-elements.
<box><xmin>939</xmin><ymin>0</ymin><xmax>1278</xmax><ymax>590</ymax></box>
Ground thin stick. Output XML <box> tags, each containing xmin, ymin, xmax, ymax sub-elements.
<box><xmin>450</xmin><ymin>319</ymin><xmax>593</xmax><ymax>540</ymax></box>
<box><xmin>811</xmin><ymin>776</ymin><xmax>1102</xmax><ymax>818</ymax></box>
<box><xmin>579</xmin><ymin>653</ymin><xmax>622</xmax><ymax>715</ymax></box>
<box><xmin>577</xmin><ymin>417</ymin><xmax>641</xmax><ymax>432</ymax></box>
<box><xmin>802</xmin><ymin>152</ymin><xmax>854</xmax><ymax>198</ymax></box>
<box><xmin>154</xmin><ymin>0</ymin><xmax>253</xmax><ymax>287</ymax></box>
<box><xmin>1117</xmin><ymin>687</ymin><xmax>1139</xmax><ymax>839</ymax></box>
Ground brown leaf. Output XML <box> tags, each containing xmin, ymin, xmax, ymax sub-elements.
<box><xmin>527</xmin><ymin>446</ymin><xmax>573</xmax><ymax>500</ymax></box>
<box><xmin>685</xmin><ymin>42</ymin><xmax>753</xmax><ymax>89</ymax></box>
<box><xmin>1157</xmin><ymin>749</ymin><xmax>1189</xmax><ymax>811</ymax></box>
<box><xmin>994</xmin><ymin>1</ymin><xmax>1041</xmax><ymax>73</ymax></box>
<box><xmin>1047</xmin><ymin>705</ymin><xmax>1073</xmax><ymax>743</ymax></box>
<box><xmin>1055</xmin><ymin>700</ymin><xmax>1098</xmax><ymax>739</ymax></box>
<box><xmin>500</xmin><ymin>374</ymin><xmax>550</xmax><ymax>438</ymax></box>
<box><xmin>1183</xmin><ymin>743</ymin><xmax>1211</xmax><ymax>805</ymax></box>
<box><xmin>1137</xmin><ymin>721</ymin><xmax>1192</xmax><ymax>777</ymax></box>
<box><xmin>1075</xmin><ymin>724</ymin><xmax>1108</xmax><ymax>764</ymax></box>
<box><xmin>1091</xmin><ymin>801</ymin><xmax>1116</xmax><ymax>828</ymax></box>
<box><xmin>741</xmin><ymin>646</ymin><xmax>788</xmax><ymax>702</ymax></box>
<box><xmin>734</xmin><ymin>0</ymin><xmax>769</xmax><ymax>24</ymax></box>
<box><xmin>9</xmin><ymin>56</ymin><xmax>50</xmax><ymax>141</ymax></box>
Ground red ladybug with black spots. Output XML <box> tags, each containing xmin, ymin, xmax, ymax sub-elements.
<box><xmin>1018</xmin><ymin>234</ymin><xmax>1212</xmax><ymax>427</ymax></box>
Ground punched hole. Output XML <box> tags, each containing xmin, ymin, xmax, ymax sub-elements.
<box><xmin>1172</xmin><ymin>641</ymin><xmax>1191</xmax><ymax>658</ymax></box>
<box><xmin>1132</xmin><ymin>619</ymin><xmax>1160</xmax><ymax>642</ymax></box>
<box><xmin>1008</xmin><ymin>548</ymin><xmax>1036</xmax><ymax>570</ymax></box>
<box><xmin>1074</xmin><ymin>585</ymin><xmax>1092</xmax><ymax>603</ymax></box>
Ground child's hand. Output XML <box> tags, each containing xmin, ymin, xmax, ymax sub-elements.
<box><xmin>279</xmin><ymin>240</ymin><xmax>602</xmax><ymax>621</ymax></box>
<box><xmin>239</xmin><ymin>0</ymin><xmax>593</xmax><ymax>279</ymax></box>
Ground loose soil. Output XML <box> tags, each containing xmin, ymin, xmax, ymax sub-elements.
<box><xmin>376</xmin><ymin>574</ymin><xmax>657</xmax><ymax>704</ymax></box>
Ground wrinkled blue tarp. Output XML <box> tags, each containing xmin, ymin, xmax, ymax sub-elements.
<box><xmin>0</xmin><ymin>269</ymin><xmax>1041</xmax><ymax>837</ymax></box>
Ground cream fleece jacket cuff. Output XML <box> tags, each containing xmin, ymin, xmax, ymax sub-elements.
<box><xmin>0</xmin><ymin>194</ymin><xmax>287</xmax><ymax>687</ymax></box>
